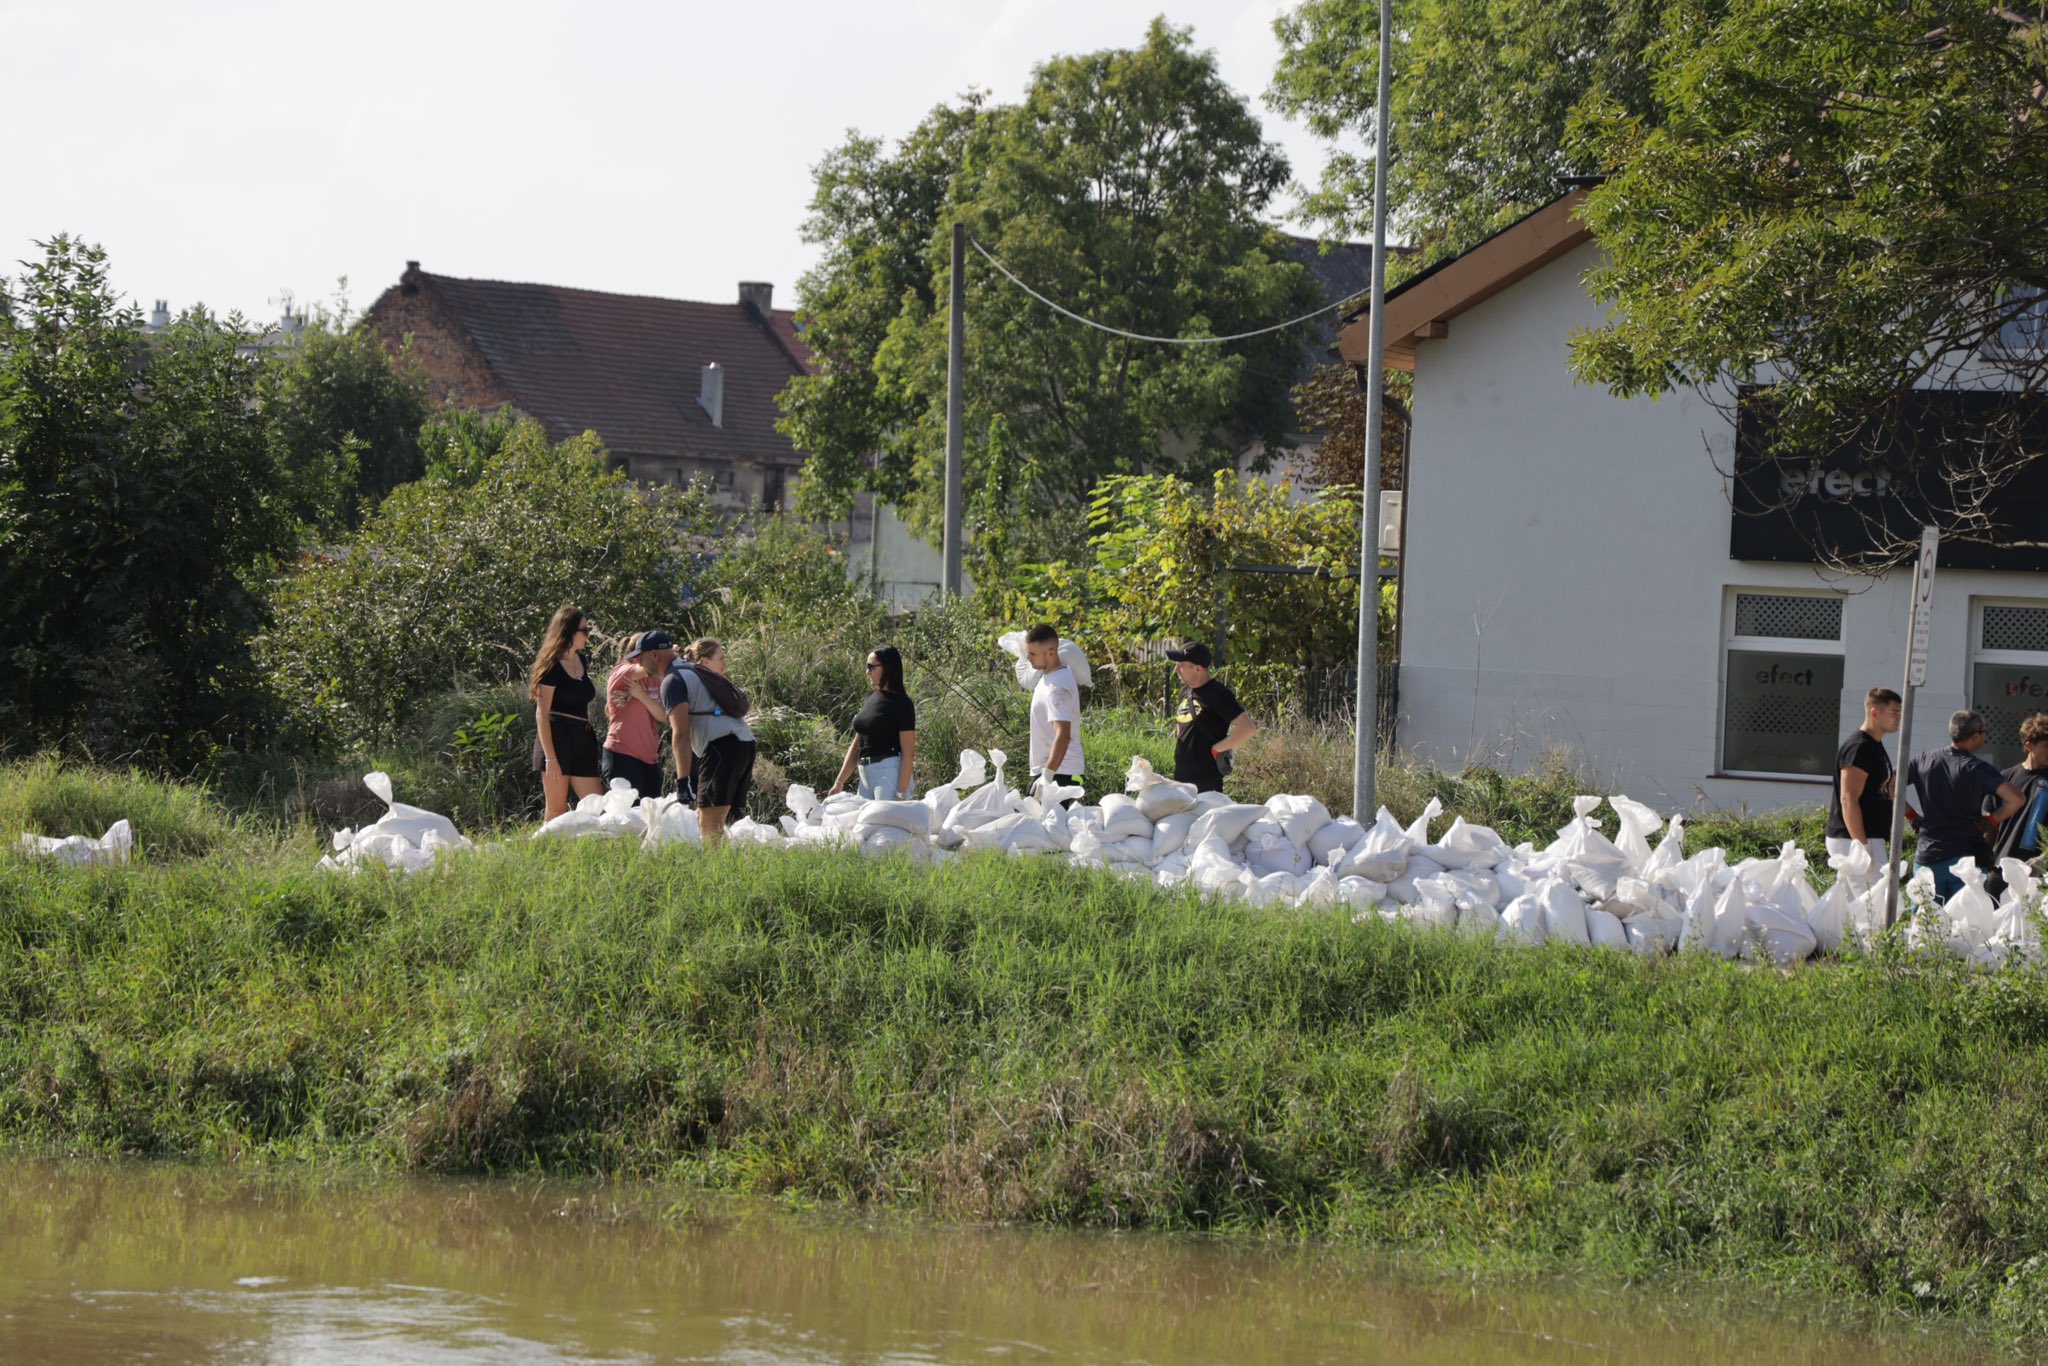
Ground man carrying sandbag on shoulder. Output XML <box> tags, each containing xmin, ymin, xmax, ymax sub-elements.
<box><xmin>1023</xmin><ymin>624</ymin><xmax>1086</xmax><ymax>805</ymax></box>
<box><xmin>1166</xmin><ymin>641</ymin><xmax>1257</xmax><ymax>794</ymax></box>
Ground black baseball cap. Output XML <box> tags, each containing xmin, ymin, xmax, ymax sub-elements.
<box><xmin>626</xmin><ymin>630</ymin><xmax>673</xmax><ymax>659</ymax></box>
<box><xmin>1164</xmin><ymin>642</ymin><xmax>1213</xmax><ymax>667</ymax></box>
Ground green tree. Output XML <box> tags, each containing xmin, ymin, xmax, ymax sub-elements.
<box><xmin>417</xmin><ymin>404</ymin><xmax>524</xmax><ymax>488</ymax></box>
<box><xmin>262</xmin><ymin>295</ymin><xmax>429</xmax><ymax>531</ymax></box>
<box><xmin>0</xmin><ymin>236</ymin><xmax>298</xmax><ymax>764</ymax></box>
<box><xmin>782</xmin><ymin>19</ymin><xmax>1321</xmax><ymax>562</ymax></box>
<box><xmin>261</xmin><ymin>418</ymin><xmax>717</xmax><ymax>751</ymax></box>
<box><xmin>1568</xmin><ymin>0</ymin><xmax>2048</xmax><ymax>552</ymax></box>
<box><xmin>1270</xmin><ymin>0</ymin><xmax>1665</xmax><ymax>255</ymax></box>
<box><xmin>1008</xmin><ymin>471</ymin><xmax>1378</xmax><ymax>712</ymax></box>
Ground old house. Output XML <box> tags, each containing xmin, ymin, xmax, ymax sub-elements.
<box><xmin>364</xmin><ymin>264</ymin><xmax>810</xmax><ymax>515</ymax></box>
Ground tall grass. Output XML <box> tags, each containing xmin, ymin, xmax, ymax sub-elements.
<box><xmin>2</xmin><ymin>831</ymin><xmax>2046</xmax><ymax>1340</ymax></box>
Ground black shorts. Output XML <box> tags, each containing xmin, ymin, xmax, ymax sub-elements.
<box><xmin>601</xmin><ymin>748</ymin><xmax>664</xmax><ymax>800</ymax></box>
<box><xmin>694</xmin><ymin>735</ymin><xmax>756</xmax><ymax>811</ymax></box>
<box><xmin>532</xmin><ymin>715</ymin><xmax>602</xmax><ymax>779</ymax></box>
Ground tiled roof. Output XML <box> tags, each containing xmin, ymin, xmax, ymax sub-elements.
<box><xmin>402</xmin><ymin>269</ymin><xmax>812</xmax><ymax>463</ymax></box>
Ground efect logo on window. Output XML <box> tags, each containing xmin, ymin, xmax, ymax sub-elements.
<box><xmin>1775</xmin><ymin>463</ymin><xmax>1898</xmax><ymax>500</ymax></box>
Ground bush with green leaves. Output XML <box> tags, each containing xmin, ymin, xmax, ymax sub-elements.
<box><xmin>262</xmin><ymin>302</ymin><xmax>429</xmax><ymax>532</ymax></box>
<box><xmin>261</xmin><ymin>419</ymin><xmax>717</xmax><ymax>751</ymax></box>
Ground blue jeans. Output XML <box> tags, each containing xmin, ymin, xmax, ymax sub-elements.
<box><xmin>858</xmin><ymin>755</ymin><xmax>913</xmax><ymax>800</ymax></box>
<box><xmin>1916</xmin><ymin>858</ymin><xmax>1970</xmax><ymax>903</ymax></box>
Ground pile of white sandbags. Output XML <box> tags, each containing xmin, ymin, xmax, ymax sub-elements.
<box><xmin>16</xmin><ymin>819</ymin><xmax>132</xmax><ymax>866</ymax></box>
<box><xmin>320</xmin><ymin>772</ymin><xmax>471</xmax><ymax>874</ymax></box>
<box><xmin>307</xmin><ymin>756</ymin><xmax>2043</xmax><ymax>967</ymax></box>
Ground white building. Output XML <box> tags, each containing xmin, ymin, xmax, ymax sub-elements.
<box><xmin>1339</xmin><ymin>190</ymin><xmax>2048</xmax><ymax>812</ymax></box>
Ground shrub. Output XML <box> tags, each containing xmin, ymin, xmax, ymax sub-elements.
<box><xmin>260</xmin><ymin>420</ymin><xmax>718</xmax><ymax>752</ymax></box>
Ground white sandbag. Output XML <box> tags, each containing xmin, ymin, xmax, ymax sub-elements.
<box><xmin>1585</xmin><ymin>907</ymin><xmax>1629</xmax><ymax>951</ymax></box>
<box><xmin>1339</xmin><ymin>807</ymin><xmax>1412</xmax><ymax>882</ymax></box>
<box><xmin>1246</xmin><ymin>871</ymin><xmax>1301</xmax><ymax>907</ymax></box>
<box><xmin>1421</xmin><ymin>817</ymin><xmax>1512</xmax><ymax>871</ymax></box>
<box><xmin>1267</xmin><ymin>794</ymin><xmax>1331</xmax><ymax>848</ymax></box>
<box><xmin>1437</xmin><ymin>866</ymin><xmax>1501</xmax><ymax>909</ymax></box>
<box><xmin>1001</xmin><ymin>630</ymin><xmax>1093</xmax><ymax>690</ymax></box>
<box><xmin>725</xmin><ymin>818</ymin><xmax>785</xmax><ymax>847</ymax></box>
<box><xmin>1247</xmin><ymin>833</ymin><xmax>1313</xmax><ymax>877</ymax></box>
<box><xmin>861</xmin><ymin>826</ymin><xmax>920</xmax><ymax>855</ymax></box>
<box><xmin>1067</xmin><ymin>822</ymin><xmax>1106</xmax><ymax>866</ymax></box>
<box><xmin>1386</xmin><ymin>854</ymin><xmax>1448</xmax><ymax>905</ymax></box>
<box><xmin>1151</xmin><ymin>809</ymin><xmax>1200</xmax><ymax>862</ymax></box>
<box><xmin>1153</xmin><ymin>855</ymin><xmax>1192</xmax><ymax>889</ymax></box>
<box><xmin>17</xmin><ymin>819</ymin><xmax>133</xmax><ymax>866</ymax></box>
<box><xmin>1533</xmin><ymin>877</ymin><xmax>1590</xmax><ymax>946</ymax></box>
<box><xmin>1746</xmin><ymin>895</ymin><xmax>1819</xmax><ymax>965</ymax></box>
<box><xmin>855</xmin><ymin>800</ymin><xmax>934</xmax><ymax>839</ymax></box>
<box><xmin>1493</xmin><ymin>861</ymin><xmax>1528</xmax><ymax>902</ymax></box>
<box><xmin>1097</xmin><ymin>794</ymin><xmax>1155</xmax><ymax>841</ymax></box>
<box><xmin>945</xmin><ymin>775</ymin><xmax>1015</xmax><ymax>833</ymax></box>
<box><xmin>532</xmin><ymin>809</ymin><xmax>613</xmax><ymax>839</ymax></box>
<box><xmin>1943</xmin><ymin>862</ymin><xmax>2001</xmax><ymax>952</ymax></box>
<box><xmin>1547</xmin><ymin>806</ymin><xmax>1629</xmax><ymax>877</ymax></box>
<box><xmin>1298</xmin><ymin>866</ymin><xmax>1340</xmax><ymax>907</ymax></box>
<box><xmin>1402</xmin><ymin>887</ymin><xmax>1459</xmax><ymax>933</ymax></box>
<box><xmin>1337</xmin><ymin>876</ymin><xmax>1386</xmax><ymax>910</ymax></box>
<box><xmin>1827</xmin><ymin>839</ymin><xmax>1880</xmax><ymax>897</ymax></box>
<box><xmin>1125</xmin><ymin>756</ymin><xmax>1198</xmax><ymax>818</ymax></box>
<box><xmin>1498</xmin><ymin>893</ymin><xmax>1549</xmax><ymax>946</ymax></box>
<box><xmin>1457</xmin><ymin>899</ymin><xmax>1503</xmax><ymax>939</ymax></box>
<box><xmin>786</xmin><ymin>784</ymin><xmax>820</xmax><ymax>822</ymax></box>
<box><xmin>1188</xmin><ymin>833</ymin><xmax>1246</xmax><ymax>896</ymax></box>
<box><xmin>1186</xmin><ymin>803</ymin><xmax>1267</xmax><ymax>851</ymax></box>
<box><xmin>1639</xmin><ymin>814</ymin><xmax>1687</xmax><ymax>884</ymax></box>
<box><xmin>1607</xmin><ymin>794</ymin><xmax>1664</xmax><ymax>871</ymax></box>
<box><xmin>641</xmin><ymin>794</ymin><xmax>703</xmax><ymax>848</ymax></box>
<box><xmin>963</xmin><ymin>811</ymin><xmax>1034</xmax><ymax>851</ymax></box>
<box><xmin>362</xmin><ymin>771</ymin><xmax>462</xmax><ymax>849</ymax></box>
<box><xmin>1622</xmin><ymin>904</ymin><xmax>1681</xmax><ymax>955</ymax></box>
<box><xmin>1806</xmin><ymin>879</ymin><xmax>1849</xmax><ymax>956</ymax></box>
<box><xmin>1564</xmin><ymin>858</ymin><xmax>1622</xmax><ymax>904</ymax></box>
<box><xmin>1404</xmin><ymin>797</ymin><xmax>1444</xmax><ymax>846</ymax></box>
<box><xmin>1307</xmin><ymin>817</ymin><xmax>1364</xmax><ymax>864</ymax></box>
<box><xmin>1192</xmin><ymin>790</ymin><xmax>1234</xmax><ymax>812</ymax></box>
<box><xmin>1707</xmin><ymin>879</ymin><xmax>1750</xmax><ymax>959</ymax></box>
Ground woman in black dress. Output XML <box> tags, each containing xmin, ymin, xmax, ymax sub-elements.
<box><xmin>530</xmin><ymin>604</ymin><xmax>605</xmax><ymax>820</ymax></box>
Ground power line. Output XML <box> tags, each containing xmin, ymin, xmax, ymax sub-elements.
<box><xmin>967</xmin><ymin>237</ymin><xmax>1354</xmax><ymax>346</ymax></box>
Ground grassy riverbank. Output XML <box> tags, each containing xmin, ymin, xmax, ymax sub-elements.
<box><xmin>2</xmin><ymin>764</ymin><xmax>2044</xmax><ymax>1342</ymax></box>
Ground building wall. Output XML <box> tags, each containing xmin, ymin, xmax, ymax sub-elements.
<box><xmin>842</xmin><ymin>496</ymin><xmax>955</xmax><ymax>609</ymax></box>
<box><xmin>364</xmin><ymin>284</ymin><xmax>515</xmax><ymax>413</ymax></box>
<box><xmin>1398</xmin><ymin>242</ymin><xmax>2048</xmax><ymax>813</ymax></box>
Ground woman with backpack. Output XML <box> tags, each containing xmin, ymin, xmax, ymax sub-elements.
<box><xmin>826</xmin><ymin>644</ymin><xmax>917</xmax><ymax>800</ymax></box>
<box><xmin>530</xmin><ymin>605</ymin><xmax>605</xmax><ymax>821</ymax></box>
<box><xmin>660</xmin><ymin>638</ymin><xmax>756</xmax><ymax>846</ymax></box>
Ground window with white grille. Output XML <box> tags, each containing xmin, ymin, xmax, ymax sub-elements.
<box><xmin>1722</xmin><ymin>589</ymin><xmax>1846</xmax><ymax>776</ymax></box>
<box><xmin>1971</xmin><ymin>600</ymin><xmax>2048</xmax><ymax>770</ymax></box>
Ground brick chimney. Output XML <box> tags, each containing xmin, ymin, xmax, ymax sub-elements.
<box><xmin>738</xmin><ymin>281</ymin><xmax>773</xmax><ymax>317</ymax></box>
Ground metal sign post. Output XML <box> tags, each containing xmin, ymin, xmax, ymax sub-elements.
<box><xmin>1883</xmin><ymin>525</ymin><xmax>1940</xmax><ymax>928</ymax></box>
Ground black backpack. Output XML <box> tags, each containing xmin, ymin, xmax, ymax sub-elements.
<box><xmin>673</xmin><ymin>660</ymin><xmax>750</xmax><ymax>720</ymax></box>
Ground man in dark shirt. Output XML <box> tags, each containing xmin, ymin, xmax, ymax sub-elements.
<box><xmin>1825</xmin><ymin>686</ymin><xmax>1901</xmax><ymax>869</ymax></box>
<box><xmin>1993</xmin><ymin>711</ymin><xmax>2048</xmax><ymax>871</ymax></box>
<box><xmin>1166</xmin><ymin>642</ymin><xmax>1256</xmax><ymax>793</ymax></box>
<box><xmin>1905</xmin><ymin>709</ymin><xmax>2024</xmax><ymax>902</ymax></box>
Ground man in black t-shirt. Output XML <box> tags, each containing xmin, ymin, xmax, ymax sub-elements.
<box><xmin>1905</xmin><ymin>709</ymin><xmax>2024</xmax><ymax>902</ymax></box>
<box><xmin>1825</xmin><ymin>686</ymin><xmax>1901</xmax><ymax>870</ymax></box>
<box><xmin>1166</xmin><ymin>642</ymin><xmax>1256</xmax><ymax>793</ymax></box>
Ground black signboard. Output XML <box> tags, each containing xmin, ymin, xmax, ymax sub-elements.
<box><xmin>1731</xmin><ymin>387</ymin><xmax>2048</xmax><ymax>572</ymax></box>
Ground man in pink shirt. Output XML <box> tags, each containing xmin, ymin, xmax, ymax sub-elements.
<box><xmin>602</xmin><ymin>631</ymin><xmax>675</xmax><ymax>799</ymax></box>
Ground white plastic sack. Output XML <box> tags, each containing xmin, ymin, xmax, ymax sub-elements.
<box><xmin>1247</xmin><ymin>833</ymin><xmax>1314</xmax><ymax>878</ymax></box>
<box><xmin>1607</xmin><ymin>794</ymin><xmax>1664</xmax><ymax>871</ymax></box>
<box><xmin>1499</xmin><ymin>893</ymin><xmax>1549</xmax><ymax>946</ymax></box>
<box><xmin>1585</xmin><ymin>907</ymin><xmax>1629</xmax><ymax>951</ymax></box>
<box><xmin>1422</xmin><ymin>817</ymin><xmax>1511</xmax><ymax>871</ymax></box>
<box><xmin>855</xmin><ymin>800</ymin><xmax>934</xmax><ymax>839</ymax></box>
<box><xmin>17</xmin><ymin>819</ymin><xmax>133</xmax><ymax>866</ymax></box>
<box><xmin>1125</xmin><ymin>756</ymin><xmax>1198</xmax><ymax>819</ymax></box>
<box><xmin>1151</xmin><ymin>809</ymin><xmax>1200</xmax><ymax>863</ymax></box>
<box><xmin>1338</xmin><ymin>807</ymin><xmax>1411</xmax><ymax>883</ymax></box>
<box><xmin>1267</xmin><ymin>794</ymin><xmax>1332</xmax><ymax>848</ymax></box>
<box><xmin>1536</xmin><ymin>877</ymin><xmax>1591</xmax><ymax>947</ymax></box>
<box><xmin>1000</xmin><ymin>631</ymin><xmax>1093</xmax><ymax>690</ymax></box>
<box><xmin>1186</xmin><ymin>803</ymin><xmax>1268</xmax><ymax>851</ymax></box>
<box><xmin>1307</xmin><ymin>817</ymin><xmax>1364</xmax><ymax>864</ymax></box>
<box><xmin>1097</xmin><ymin>794</ymin><xmax>1155</xmax><ymax>841</ymax></box>
<box><xmin>364</xmin><ymin>771</ymin><xmax>461</xmax><ymax>849</ymax></box>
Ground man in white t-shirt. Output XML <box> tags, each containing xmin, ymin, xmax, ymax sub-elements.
<box><xmin>1023</xmin><ymin>623</ymin><xmax>1084</xmax><ymax>801</ymax></box>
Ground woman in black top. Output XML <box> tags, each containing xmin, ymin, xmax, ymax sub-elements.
<box><xmin>827</xmin><ymin>645</ymin><xmax>917</xmax><ymax>800</ymax></box>
<box><xmin>529</xmin><ymin>604</ymin><xmax>605</xmax><ymax>820</ymax></box>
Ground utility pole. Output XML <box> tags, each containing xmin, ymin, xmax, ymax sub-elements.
<box><xmin>942</xmin><ymin>222</ymin><xmax>966</xmax><ymax>596</ymax></box>
<box><xmin>1350</xmin><ymin>0</ymin><xmax>1394</xmax><ymax>821</ymax></box>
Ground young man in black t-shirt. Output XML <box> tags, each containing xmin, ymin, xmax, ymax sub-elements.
<box><xmin>1825</xmin><ymin>686</ymin><xmax>1901</xmax><ymax>869</ymax></box>
<box><xmin>1166</xmin><ymin>642</ymin><xmax>1256</xmax><ymax>793</ymax></box>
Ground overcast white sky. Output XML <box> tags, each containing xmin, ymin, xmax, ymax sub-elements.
<box><xmin>5</xmin><ymin>0</ymin><xmax>1358</xmax><ymax>326</ymax></box>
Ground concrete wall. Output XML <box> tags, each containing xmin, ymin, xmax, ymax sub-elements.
<box><xmin>1398</xmin><ymin>242</ymin><xmax>2048</xmax><ymax>814</ymax></box>
<box><xmin>841</xmin><ymin>495</ymin><xmax>954</xmax><ymax>609</ymax></box>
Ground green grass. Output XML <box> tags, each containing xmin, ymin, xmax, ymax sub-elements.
<box><xmin>2</xmin><ymin>783</ymin><xmax>2046</xmax><ymax>1341</ymax></box>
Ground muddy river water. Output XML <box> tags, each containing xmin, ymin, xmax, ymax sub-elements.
<box><xmin>0</xmin><ymin>1159</ymin><xmax>2012</xmax><ymax>1363</ymax></box>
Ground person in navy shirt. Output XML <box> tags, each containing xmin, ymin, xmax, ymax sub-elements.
<box><xmin>1905</xmin><ymin>709</ymin><xmax>2024</xmax><ymax>901</ymax></box>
